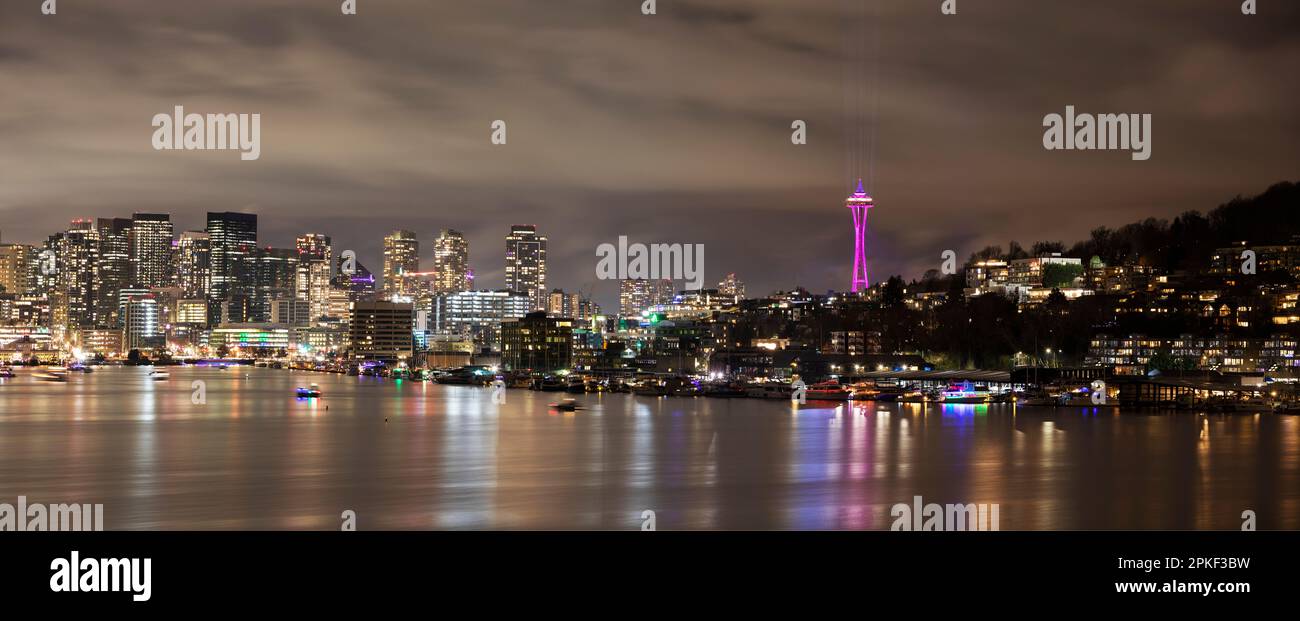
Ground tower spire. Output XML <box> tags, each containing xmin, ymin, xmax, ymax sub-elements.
<box><xmin>846</xmin><ymin>180</ymin><xmax>873</xmax><ymax>292</ymax></box>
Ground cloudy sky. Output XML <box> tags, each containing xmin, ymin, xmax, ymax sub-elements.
<box><xmin>1</xmin><ymin>0</ymin><xmax>1296</xmax><ymax>308</ymax></box>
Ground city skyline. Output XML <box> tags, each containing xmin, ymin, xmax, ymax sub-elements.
<box><xmin>1</xmin><ymin>1</ymin><xmax>1296</xmax><ymax>308</ymax></box>
<box><xmin>2</xmin><ymin>177</ymin><xmax>1298</xmax><ymax>322</ymax></box>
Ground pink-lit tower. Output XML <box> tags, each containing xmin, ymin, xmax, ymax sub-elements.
<box><xmin>847</xmin><ymin>179</ymin><xmax>873</xmax><ymax>292</ymax></box>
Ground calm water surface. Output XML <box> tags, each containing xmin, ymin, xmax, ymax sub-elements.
<box><xmin>1</xmin><ymin>367</ymin><xmax>1297</xmax><ymax>530</ymax></box>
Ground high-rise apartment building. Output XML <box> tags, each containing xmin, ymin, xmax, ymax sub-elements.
<box><xmin>504</xmin><ymin>225</ymin><xmax>547</xmax><ymax>310</ymax></box>
<box><xmin>432</xmin><ymin>229</ymin><xmax>470</xmax><ymax>294</ymax></box>
<box><xmin>95</xmin><ymin>218</ymin><xmax>132</xmax><ymax>328</ymax></box>
<box><xmin>382</xmin><ymin>230</ymin><xmax>419</xmax><ymax>297</ymax></box>
<box><xmin>48</xmin><ymin>220</ymin><xmax>100</xmax><ymax>333</ymax></box>
<box><xmin>176</xmin><ymin>231</ymin><xmax>211</xmax><ymax>299</ymax></box>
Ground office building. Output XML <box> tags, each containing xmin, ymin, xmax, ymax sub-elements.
<box><xmin>501</xmin><ymin>311</ymin><xmax>573</xmax><ymax>373</ymax></box>
<box><xmin>206</xmin><ymin>211</ymin><xmax>258</xmax><ymax>324</ymax></box>
<box><xmin>432</xmin><ymin>289</ymin><xmax>531</xmax><ymax>349</ymax></box>
<box><xmin>129</xmin><ymin>213</ymin><xmax>173</xmax><ymax>288</ymax></box>
<box><xmin>348</xmin><ymin>300</ymin><xmax>414</xmax><ymax>362</ymax></box>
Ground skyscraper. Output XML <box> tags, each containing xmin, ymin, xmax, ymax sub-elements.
<box><xmin>206</xmin><ymin>212</ymin><xmax>257</xmax><ymax>323</ymax></box>
<box><xmin>847</xmin><ymin>179</ymin><xmax>873</xmax><ymax>292</ymax></box>
<box><xmin>254</xmin><ymin>247</ymin><xmax>298</xmax><ymax>323</ymax></box>
<box><xmin>505</xmin><ymin>225</ymin><xmax>547</xmax><ymax>310</ymax></box>
<box><xmin>297</xmin><ymin>259</ymin><xmax>335</xmax><ymax>323</ymax></box>
<box><xmin>432</xmin><ymin>229</ymin><xmax>470</xmax><ymax>294</ymax></box>
<box><xmin>296</xmin><ymin>233</ymin><xmax>332</xmax><ymax>264</ymax></box>
<box><xmin>95</xmin><ymin>218</ymin><xmax>132</xmax><ymax>327</ymax></box>
<box><xmin>176</xmin><ymin>231</ymin><xmax>211</xmax><ymax>299</ymax></box>
<box><xmin>48</xmin><ymin>220</ymin><xmax>100</xmax><ymax>333</ymax></box>
<box><xmin>382</xmin><ymin>230</ymin><xmax>419</xmax><ymax>298</ymax></box>
<box><xmin>129</xmin><ymin>213</ymin><xmax>173</xmax><ymax>288</ymax></box>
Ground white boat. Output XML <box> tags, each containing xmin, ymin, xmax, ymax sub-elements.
<box><xmin>1017</xmin><ymin>390</ymin><xmax>1066</xmax><ymax>407</ymax></box>
<box><xmin>149</xmin><ymin>370</ymin><xmax>171</xmax><ymax>381</ymax></box>
<box><xmin>745</xmin><ymin>383</ymin><xmax>793</xmax><ymax>399</ymax></box>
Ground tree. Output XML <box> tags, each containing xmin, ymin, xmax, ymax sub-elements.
<box><xmin>1042</xmin><ymin>263</ymin><xmax>1084</xmax><ymax>288</ymax></box>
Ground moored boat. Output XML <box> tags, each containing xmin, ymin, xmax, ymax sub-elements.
<box><xmin>703</xmin><ymin>381</ymin><xmax>747</xmax><ymax>398</ymax></box>
<box><xmin>744</xmin><ymin>382</ymin><xmax>793</xmax><ymax>399</ymax></box>
<box><xmin>1017</xmin><ymin>390</ymin><xmax>1067</xmax><ymax>406</ymax></box>
<box><xmin>940</xmin><ymin>381</ymin><xmax>991</xmax><ymax>404</ymax></box>
<box><xmin>805</xmin><ymin>380</ymin><xmax>852</xmax><ymax>401</ymax></box>
<box><xmin>632</xmin><ymin>379</ymin><xmax>668</xmax><ymax>396</ymax></box>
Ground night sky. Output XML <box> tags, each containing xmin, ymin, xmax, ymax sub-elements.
<box><xmin>1</xmin><ymin>1</ymin><xmax>1296</xmax><ymax>309</ymax></box>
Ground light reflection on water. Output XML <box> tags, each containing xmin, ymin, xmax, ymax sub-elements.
<box><xmin>0</xmin><ymin>367</ymin><xmax>1297</xmax><ymax>530</ymax></box>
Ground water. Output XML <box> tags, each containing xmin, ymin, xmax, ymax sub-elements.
<box><xmin>1</xmin><ymin>366</ymin><xmax>1297</xmax><ymax>530</ymax></box>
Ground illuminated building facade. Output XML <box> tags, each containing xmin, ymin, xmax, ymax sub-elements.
<box><xmin>501</xmin><ymin>311</ymin><xmax>573</xmax><ymax>373</ymax></box>
<box><xmin>348</xmin><ymin>300</ymin><xmax>414</xmax><ymax>362</ymax></box>
<box><xmin>432</xmin><ymin>229</ymin><xmax>470</xmax><ymax>294</ymax></box>
<box><xmin>129</xmin><ymin>213</ymin><xmax>173</xmax><ymax>288</ymax></box>
<box><xmin>382</xmin><ymin>230</ymin><xmax>419</xmax><ymax>297</ymax></box>
<box><xmin>504</xmin><ymin>225</ymin><xmax>547</xmax><ymax>310</ymax></box>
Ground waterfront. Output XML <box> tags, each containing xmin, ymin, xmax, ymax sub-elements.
<box><xmin>1</xmin><ymin>366</ymin><xmax>1298</xmax><ymax>530</ymax></box>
